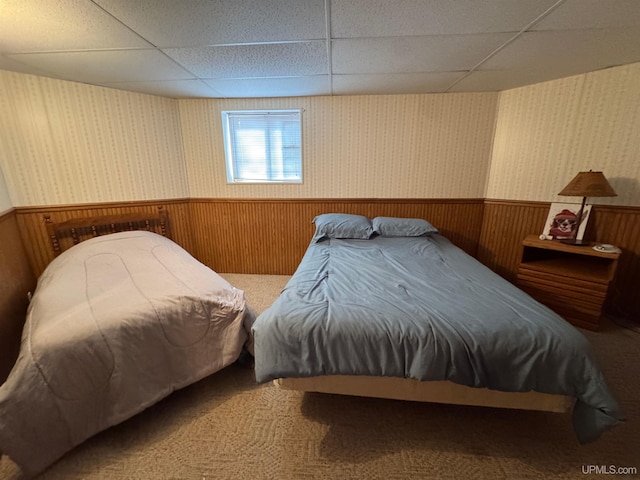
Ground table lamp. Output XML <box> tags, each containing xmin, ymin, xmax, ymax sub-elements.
<box><xmin>557</xmin><ymin>170</ymin><xmax>617</xmax><ymax>246</ymax></box>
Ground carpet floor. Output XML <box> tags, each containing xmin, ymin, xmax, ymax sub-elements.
<box><xmin>1</xmin><ymin>273</ymin><xmax>638</xmax><ymax>479</ymax></box>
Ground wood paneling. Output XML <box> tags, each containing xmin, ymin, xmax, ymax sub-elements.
<box><xmin>477</xmin><ymin>200</ymin><xmax>551</xmax><ymax>279</ymax></box>
<box><xmin>588</xmin><ymin>205</ymin><xmax>640</xmax><ymax>320</ymax></box>
<box><xmin>12</xmin><ymin>197</ymin><xmax>639</xmax><ymax>330</ymax></box>
<box><xmin>44</xmin><ymin>206</ymin><xmax>171</xmax><ymax>256</ymax></box>
<box><xmin>0</xmin><ymin>209</ymin><xmax>36</xmax><ymax>383</ymax></box>
<box><xmin>16</xmin><ymin>199</ymin><xmax>192</xmax><ymax>277</ymax></box>
<box><xmin>479</xmin><ymin>199</ymin><xmax>640</xmax><ymax>322</ymax></box>
<box><xmin>188</xmin><ymin>198</ymin><xmax>484</xmax><ymax>275</ymax></box>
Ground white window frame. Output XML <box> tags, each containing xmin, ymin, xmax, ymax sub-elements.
<box><xmin>221</xmin><ymin>109</ymin><xmax>303</xmax><ymax>184</ymax></box>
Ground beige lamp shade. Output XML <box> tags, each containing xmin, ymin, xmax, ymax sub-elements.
<box><xmin>558</xmin><ymin>171</ymin><xmax>617</xmax><ymax>197</ymax></box>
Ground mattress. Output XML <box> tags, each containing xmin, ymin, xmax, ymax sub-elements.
<box><xmin>252</xmin><ymin>234</ymin><xmax>622</xmax><ymax>443</ymax></box>
<box><xmin>0</xmin><ymin>231</ymin><xmax>250</xmax><ymax>476</ymax></box>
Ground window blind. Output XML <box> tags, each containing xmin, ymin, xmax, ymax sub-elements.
<box><xmin>222</xmin><ymin>110</ymin><xmax>302</xmax><ymax>183</ymax></box>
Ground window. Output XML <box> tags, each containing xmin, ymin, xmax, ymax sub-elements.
<box><xmin>221</xmin><ymin>109</ymin><xmax>302</xmax><ymax>183</ymax></box>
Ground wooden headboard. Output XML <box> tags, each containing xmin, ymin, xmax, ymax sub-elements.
<box><xmin>44</xmin><ymin>206</ymin><xmax>171</xmax><ymax>256</ymax></box>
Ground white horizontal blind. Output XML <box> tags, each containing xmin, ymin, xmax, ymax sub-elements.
<box><xmin>222</xmin><ymin>110</ymin><xmax>302</xmax><ymax>183</ymax></box>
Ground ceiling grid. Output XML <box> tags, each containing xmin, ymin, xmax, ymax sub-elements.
<box><xmin>0</xmin><ymin>0</ymin><xmax>638</xmax><ymax>98</ymax></box>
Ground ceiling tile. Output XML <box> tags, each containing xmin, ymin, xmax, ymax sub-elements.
<box><xmin>0</xmin><ymin>54</ymin><xmax>54</xmax><ymax>77</ymax></box>
<box><xmin>164</xmin><ymin>42</ymin><xmax>328</xmax><ymax>78</ymax></box>
<box><xmin>0</xmin><ymin>0</ymin><xmax>151</xmax><ymax>53</ymax></box>
<box><xmin>447</xmin><ymin>69</ymin><xmax>560</xmax><ymax>92</ymax></box>
<box><xmin>331</xmin><ymin>0</ymin><xmax>559</xmax><ymax>38</ymax></box>
<box><xmin>532</xmin><ymin>0</ymin><xmax>640</xmax><ymax>30</ymax></box>
<box><xmin>95</xmin><ymin>0</ymin><xmax>326</xmax><ymax>47</ymax></box>
<box><xmin>479</xmin><ymin>28</ymin><xmax>640</xmax><ymax>75</ymax></box>
<box><xmin>97</xmin><ymin>79</ymin><xmax>220</xmax><ymax>98</ymax></box>
<box><xmin>332</xmin><ymin>72</ymin><xmax>464</xmax><ymax>95</ymax></box>
<box><xmin>332</xmin><ymin>34</ymin><xmax>513</xmax><ymax>74</ymax></box>
<box><xmin>1</xmin><ymin>0</ymin><xmax>638</xmax><ymax>98</ymax></box>
<box><xmin>204</xmin><ymin>76</ymin><xmax>331</xmax><ymax>98</ymax></box>
<box><xmin>7</xmin><ymin>49</ymin><xmax>195</xmax><ymax>83</ymax></box>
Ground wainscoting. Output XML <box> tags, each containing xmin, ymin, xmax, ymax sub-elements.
<box><xmin>0</xmin><ymin>209</ymin><xmax>36</xmax><ymax>383</ymax></box>
<box><xmin>15</xmin><ymin>199</ymin><xmax>193</xmax><ymax>277</ymax></box>
<box><xmin>188</xmin><ymin>198</ymin><xmax>485</xmax><ymax>275</ymax></box>
<box><xmin>479</xmin><ymin>199</ymin><xmax>640</xmax><ymax>320</ymax></box>
<box><xmin>15</xmin><ymin>198</ymin><xmax>483</xmax><ymax>277</ymax></box>
<box><xmin>11</xmin><ymin>197</ymin><xmax>640</xmax><ymax>325</ymax></box>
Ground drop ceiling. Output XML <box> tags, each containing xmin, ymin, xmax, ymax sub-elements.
<box><xmin>1</xmin><ymin>0</ymin><xmax>639</xmax><ymax>99</ymax></box>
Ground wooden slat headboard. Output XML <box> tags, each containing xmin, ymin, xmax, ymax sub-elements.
<box><xmin>44</xmin><ymin>206</ymin><xmax>171</xmax><ymax>256</ymax></box>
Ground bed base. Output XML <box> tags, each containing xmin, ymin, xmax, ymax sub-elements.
<box><xmin>276</xmin><ymin>376</ymin><xmax>574</xmax><ymax>413</ymax></box>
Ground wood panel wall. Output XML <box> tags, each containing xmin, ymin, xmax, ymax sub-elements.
<box><xmin>10</xmin><ymin>197</ymin><xmax>639</xmax><ymax>342</ymax></box>
<box><xmin>16</xmin><ymin>198</ymin><xmax>485</xmax><ymax>277</ymax></box>
<box><xmin>16</xmin><ymin>199</ymin><xmax>192</xmax><ymax>277</ymax></box>
<box><xmin>478</xmin><ymin>199</ymin><xmax>640</xmax><ymax>321</ymax></box>
<box><xmin>0</xmin><ymin>209</ymin><xmax>36</xmax><ymax>383</ymax></box>
<box><xmin>188</xmin><ymin>198</ymin><xmax>485</xmax><ymax>275</ymax></box>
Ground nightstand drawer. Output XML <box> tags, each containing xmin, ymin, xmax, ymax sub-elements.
<box><xmin>521</xmin><ymin>287</ymin><xmax>602</xmax><ymax>329</ymax></box>
<box><xmin>520</xmin><ymin>285</ymin><xmax>604</xmax><ymax>317</ymax></box>
<box><xmin>517</xmin><ymin>235</ymin><xmax>620</xmax><ymax>331</ymax></box>
<box><xmin>517</xmin><ymin>276</ymin><xmax>606</xmax><ymax>304</ymax></box>
<box><xmin>516</xmin><ymin>267</ymin><xmax>609</xmax><ymax>293</ymax></box>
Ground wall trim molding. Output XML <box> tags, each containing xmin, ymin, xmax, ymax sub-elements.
<box><xmin>15</xmin><ymin>198</ymin><xmax>190</xmax><ymax>214</ymax></box>
<box><xmin>190</xmin><ymin>197</ymin><xmax>486</xmax><ymax>204</ymax></box>
<box><xmin>484</xmin><ymin>199</ymin><xmax>549</xmax><ymax>207</ymax></box>
<box><xmin>15</xmin><ymin>197</ymin><xmax>637</xmax><ymax>211</ymax></box>
<box><xmin>484</xmin><ymin>198</ymin><xmax>640</xmax><ymax>212</ymax></box>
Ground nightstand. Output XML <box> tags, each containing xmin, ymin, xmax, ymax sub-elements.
<box><xmin>516</xmin><ymin>234</ymin><xmax>620</xmax><ymax>331</ymax></box>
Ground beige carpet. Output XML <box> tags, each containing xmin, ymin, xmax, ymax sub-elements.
<box><xmin>2</xmin><ymin>274</ymin><xmax>638</xmax><ymax>480</ymax></box>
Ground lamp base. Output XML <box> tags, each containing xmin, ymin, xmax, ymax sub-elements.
<box><xmin>560</xmin><ymin>239</ymin><xmax>591</xmax><ymax>246</ymax></box>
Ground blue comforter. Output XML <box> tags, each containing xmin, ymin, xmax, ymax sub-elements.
<box><xmin>252</xmin><ymin>234</ymin><xmax>622</xmax><ymax>443</ymax></box>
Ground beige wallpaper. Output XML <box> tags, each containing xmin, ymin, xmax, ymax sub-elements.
<box><xmin>487</xmin><ymin>62</ymin><xmax>640</xmax><ymax>206</ymax></box>
<box><xmin>0</xmin><ymin>70</ymin><xmax>188</xmax><ymax>207</ymax></box>
<box><xmin>2</xmin><ymin>62</ymin><xmax>638</xmax><ymax>207</ymax></box>
<box><xmin>0</xmin><ymin>166</ymin><xmax>12</xmax><ymax>213</ymax></box>
<box><xmin>179</xmin><ymin>93</ymin><xmax>499</xmax><ymax>198</ymax></box>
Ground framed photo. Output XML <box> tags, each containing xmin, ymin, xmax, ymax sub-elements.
<box><xmin>542</xmin><ymin>202</ymin><xmax>592</xmax><ymax>241</ymax></box>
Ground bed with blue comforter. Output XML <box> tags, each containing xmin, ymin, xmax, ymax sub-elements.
<box><xmin>252</xmin><ymin>214</ymin><xmax>622</xmax><ymax>444</ymax></box>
